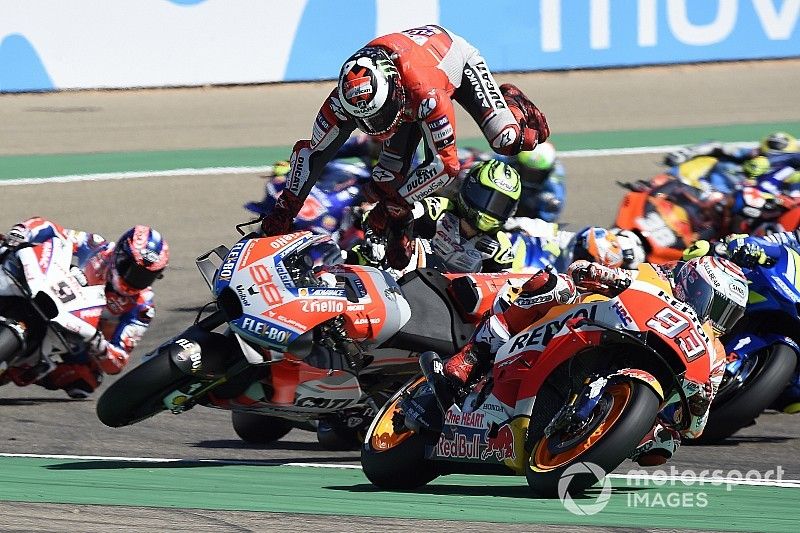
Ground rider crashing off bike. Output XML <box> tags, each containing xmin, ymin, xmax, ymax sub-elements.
<box><xmin>260</xmin><ymin>25</ymin><xmax>549</xmax><ymax>270</ymax></box>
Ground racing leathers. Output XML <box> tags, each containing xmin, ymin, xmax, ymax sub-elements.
<box><xmin>262</xmin><ymin>25</ymin><xmax>550</xmax><ymax>262</ymax></box>
<box><xmin>1</xmin><ymin>217</ymin><xmax>156</xmax><ymax>398</ymax></box>
<box><xmin>426</xmin><ymin>261</ymin><xmax>724</xmax><ymax>466</ymax></box>
<box><xmin>351</xmin><ymin>196</ymin><xmax>519</xmax><ymax>274</ymax></box>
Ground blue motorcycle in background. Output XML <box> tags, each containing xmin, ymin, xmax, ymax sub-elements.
<box><xmin>696</xmin><ymin>244</ymin><xmax>800</xmax><ymax>443</ymax></box>
<box><xmin>246</xmin><ymin>158</ymin><xmax>371</xmax><ymax>246</ymax></box>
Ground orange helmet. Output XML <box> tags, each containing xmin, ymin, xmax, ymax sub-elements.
<box><xmin>571</xmin><ymin>227</ymin><xmax>624</xmax><ymax>268</ymax></box>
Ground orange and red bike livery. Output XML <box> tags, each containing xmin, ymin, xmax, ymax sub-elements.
<box><xmin>362</xmin><ymin>264</ymin><xmax>725</xmax><ymax>496</ymax></box>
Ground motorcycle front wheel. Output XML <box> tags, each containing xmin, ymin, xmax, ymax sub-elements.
<box><xmin>361</xmin><ymin>377</ymin><xmax>439</xmax><ymax>489</ymax></box>
<box><xmin>96</xmin><ymin>351</ymin><xmax>192</xmax><ymax>428</ymax></box>
<box><xmin>693</xmin><ymin>344</ymin><xmax>797</xmax><ymax>444</ymax></box>
<box><xmin>526</xmin><ymin>380</ymin><xmax>659</xmax><ymax>497</ymax></box>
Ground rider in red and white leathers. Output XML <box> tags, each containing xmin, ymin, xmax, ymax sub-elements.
<box><xmin>262</xmin><ymin>25</ymin><xmax>549</xmax><ymax>268</ymax></box>
<box><xmin>423</xmin><ymin>258</ymin><xmax>745</xmax><ymax>466</ymax></box>
<box><xmin>1</xmin><ymin>217</ymin><xmax>168</xmax><ymax>398</ymax></box>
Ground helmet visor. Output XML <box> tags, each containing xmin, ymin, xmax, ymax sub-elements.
<box><xmin>461</xmin><ymin>180</ymin><xmax>518</xmax><ymax>221</ymax></box>
<box><xmin>676</xmin><ymin>268</ymin><xmax>715</xmax><ymax>324</ymax></box>
<box><xmin>115</xmin><ymin>254</ymin><xmax>161</xmax><ymax>290</ymax></box>
<box><xmin>355</xmin><ymin>93</ymin><xmax>403</xmax><ymax>137</ymax></box>
<box><xmin>708</xmin><ymin>293</ymin><xmax>745</xmax><ymax>333</ymax></box>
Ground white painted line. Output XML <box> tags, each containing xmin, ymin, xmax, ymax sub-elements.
<box><xmin>0</xmin><ymin>166</ymin><xmax>275</xmax><ymax>187</ymax></box>
<box><xmin>2</xmin><ymin>452</ymin><xmax>798</xmax><ymax>488</ymax></box>
<box><xmin>0</xmin><ymin>142</ymin><xmax>759</xmax><ymax>186</ymax></box>
<box><xmin>0</xmin><ymin>452</ymin><xmax>360</xmax><ymax>468</ymax></box>
<box><xmin>608</xmin><ymin>472</ymin><xmax>800</xmax><ymax>488</ymax></box>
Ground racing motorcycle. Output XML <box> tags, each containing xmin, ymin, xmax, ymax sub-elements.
<box><xmin>695</xmin><ymin>243</ymin><xmax>800</xmax><ymax>443</ymax></box>
<box><xmin>362</xmin><ymin>264</ymin><xmax>719</xmax><ymax>496</ymax></box>
<box><xmin>615</xmin><ymin>174</ymin><xmax>722</xmax><ymax>264</ymax></box>
<box><xmin>0</xmin><ymin>239</ymin><xmax>106</xmax><ymax>389</ymax></box>
<box><xmin>96</xmin><ymin>230</ymin><xmax>529</xmax><ymax>449</ymax></box>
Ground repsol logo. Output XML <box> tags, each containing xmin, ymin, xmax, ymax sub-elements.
<box><xmin>507</xmin><ymin>305</ymin><xmax>598</xmax><ymax>353</ymax></box>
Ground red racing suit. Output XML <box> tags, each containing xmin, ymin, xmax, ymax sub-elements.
<box><xmin>267</xmin><ymin>25</ymin><xmax>548</xmax><ymax>237</ymax></box>
<box><xmin>6</xmin><ymin>217</ymin><xmax>156</xmax><ymax>395</ymax></box>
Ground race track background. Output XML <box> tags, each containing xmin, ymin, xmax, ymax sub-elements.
<box><xmin>1</xmin><ymin>60</ymin><xmax>800</xmax><ymax>532</ymax></box>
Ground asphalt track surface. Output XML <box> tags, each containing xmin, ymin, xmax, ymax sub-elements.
<box><xmin>2</xmin><ymin>60</ymin><xmax>800</xmax><ymax>532</ymax></box>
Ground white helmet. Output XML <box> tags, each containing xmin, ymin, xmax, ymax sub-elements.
<box><xmin>612</xmin><ymin>228</ymin><xmax>646</xmax><ymax>269</ymax></box>
<box><xmin>673</xmin><ymin>256</ymin><xmax>748</xmax><ymax>334</ymax></box>
<box><xmin>337</xmin><ymin>47</ymin><xmax>404</xmax><ymax>139</ymax></box>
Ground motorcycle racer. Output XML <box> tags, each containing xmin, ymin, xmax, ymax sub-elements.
<box><xmin>0</xmin><ymin>218</ymin><xmax>169</xmax><ymax>398</ymax></box>
<box><xmin>422</xmin><ymin>256</ymin><xmax>746</xmax><ymax>466</ymax></box>
<box><xmin>505</xmin><ymin>142</ymin><xmax>566</xmax><ymax>222</ymax></box>
<box><xmin>261</xmin><ymin>25</ymin><xmax>550</xmax><ymax>270</ymax></box>
<box><xmin>351</xmin><ymin>160</ymin><xmax>523</xmax><ymax>273</ymax></box>
<box><xmin>684</xmin><ymin>230</ymin><xmax>800</xmax><ymax>413</ymax></box>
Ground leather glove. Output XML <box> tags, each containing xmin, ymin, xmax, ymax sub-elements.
<box><xmin>87</xmin><ymin>329</ymin><xmax>109</xmax><ymax>359</ymax></box>
<box><xmin>4</xmin><ymin>224</ymin><xmax>29</xmax><ymax>248</ymax></box>
<box><xmin>260</xmin><ymin>190</ymin><xmax>302</xmax><ymax>236</ymax></box>
<box><xmin>499</xmin><ymin>83</ymin><xmax>549</xmax><ymax>149</ymax></box>
<box><xmin>359</xmin><ymin>229</ymin><xmax>388</xmax><ymax>265</ymax></box>
<box><xmin>568</xmin><ymin>260</ymin><xmax>631</xmax><ymax>294</ymax></box>
<box><xmin>727</xmin><ymin>239</ymin><xmax>771</xmax><ymax>268</ymax></box>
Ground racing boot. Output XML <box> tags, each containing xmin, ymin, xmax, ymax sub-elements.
<box><xmin>630</xmin><ymin>422</ymin><xmax>681</xmax><ymax>466</ymax></box>
<box><xmin>420</xmin><ymin>351</ymin><xmax>461</xmax><ymax>413</ymax></box>
<box><xmin>500</xmin><ymin>83</ymin><xmax>550</xmax><ymax>152</ymax></box>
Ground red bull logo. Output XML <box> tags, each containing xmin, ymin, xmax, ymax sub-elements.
<box><xmin>482</xmin><ymin>423</ymin><xmax>516</xmax><ymax>461</ymax></box>
<box><xmin>435</xmin><ymin>431</ymin><xmax>482</xmax><ymax>459</ymax></box>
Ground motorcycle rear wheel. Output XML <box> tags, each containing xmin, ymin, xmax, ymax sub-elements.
<box><xmin>231</xmin><ymin>411</ymin><xmax>293</xmax><ymax>444</ymax></box>
<box><xmin>692</xmin><ymin>344</ymin><xmax>797</xmax><ymax>444</ymax></box>
<box><xmin>96</xmin><ymin>352</ymin><xmax>192</xmax><ymax>428</ymax></box>
<box><xmin>361</xmin><ymin>378</ymin><xmax>439</xmax><ymax>489</ymax></box>
<box><xmin>526</xmin><ymin>380</ymin><xmax>659</xmax><ymax>497</ymax></box>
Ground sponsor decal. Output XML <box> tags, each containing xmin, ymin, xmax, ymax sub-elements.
<box><xmin>347</xmin><ymin>304</ymin><xmax>365</xmax><ymax>311</ymax></box>
<box><xmin>728</xmin><ymin>281</ymin><xmax>746</xmax><ymax>299</ymax></box>
<box><xmin>307</xmin><ymin>287</ymin><xmax>347</xmax><ymax>298</ymax></box>
<box><xmin>432</xmin><ymin>124</ymin><xmax>454</xmax><ymax>143</ymax></box>
<box><xmin>343</xmin><ymin>76</ymin><xmax>373</xmax><ymax>102</ymax></box>
<box><xmin>235</xmin><ymin>284</ymin><xmax>252</xmax><ymax>307</ymax></box>
<box><xmin>428</xmin><ymin>116</ymin><xmax>448</xmax><ymax>129</ymax></box>
<box><xmin>507</xmin><ymin>305</ymin><xmax>599</xmax><ymax>354</ymax></box>
<box><xmin>444</xmin><ymin>409</ymin><xmax>485</xmax><ymax>428</ymax></box>
<box><xmin>611</xmin><ymin>300</ymin><xmax>633</xmax><ymax>327</ymax></box>
<box><xmin>296</xmin><ymin>397</ymin><xmax>355</xmax><ymax>409</ymax></box>
<box><xmin>354</xmin><ymin>317</ymin><xmax>380</xmax><ymax>325</ymax></box>
<box><xmin>174</xmin><ymin>338</ymin><xmax>202</xmax><ymax>372</ymax></box>
<box><xmin>482</xmin><ymin>423</ymin><xmax>516</xmax><ymax>461</ymax></box>
<box><xmin>435</xmin><ymin>430</ymin><xmax>483</xmax><ymax>460</ymax></box>
<box><xmin>372</xmin><ymin>166</ymin><xmax>395</xmax><ymax>182</ymax></box>
<box><xmin>515</xmin><ymin>293</ymin><xmax>553</xmax><ymax>307</ymax></box>
<box><xmin>301</xmin><ymin>299</ymin><xmax>344</xmax><ymax>313</ymax></box>
<box><xmin>217</xmin><ymin>241</ymin><xmax>246</xmax><ymax>281</ymax></box>
<box><xmin>240</xmin><ymin>316</ymin><xmax>293</xmax><ymax>344</ymax></box>
<box><xmin>270</xmin><ymin>233</ymin><xmax>303</xmax><ymax>250</ymax></box>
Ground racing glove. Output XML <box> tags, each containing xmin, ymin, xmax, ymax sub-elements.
<box><xmin>567</xmin><ymin>260</ymin><xmax>632</xmax><ymax>295</ymax></box>
<box><xmin>726</xmin><ymin>238</ymin><xmax>771</xmax><ymax>268</ymax></box>
<box><xmin>260</xmin><ymin>189</ymin><xmax>302</xmax><ymax>236</ymax></box>
<box><xmin>3</xmin><ymin>224</ymin><xmax>30</xmax><ymax>249</ymax></box>
<box><xmin>500</xmin><ymin>84</ymin><xmax>550</xmax><ymax>151</ymax></box>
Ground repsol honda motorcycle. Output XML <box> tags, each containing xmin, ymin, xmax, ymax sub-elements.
<box><xmin>96</xmin><ymin>230</ymin><xmax>528</xmax><ymax>449</ymax></box>
<box><xmin>362</xmin><ymin>265</ymin><xmax>721</xmax><ymax>496</ymax></box>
